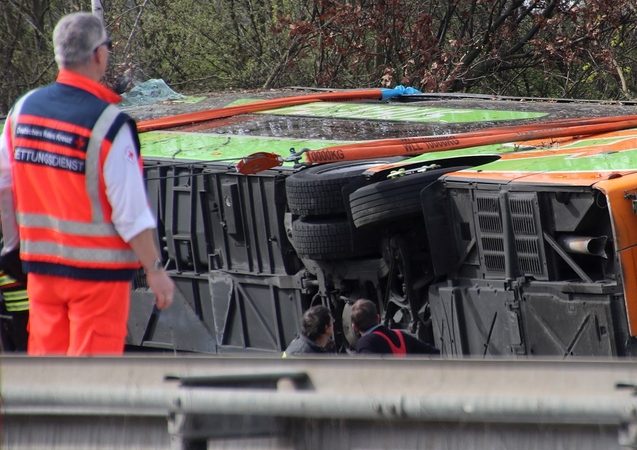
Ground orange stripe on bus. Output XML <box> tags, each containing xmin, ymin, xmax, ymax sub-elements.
<box><xmin>595</xmin><ymin>174</ymin><xmax>637</xmax><ymax>335</ymax></box>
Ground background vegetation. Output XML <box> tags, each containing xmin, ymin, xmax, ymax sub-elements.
<box><xmin>2</xmin><ymin>0</ymin><xmax>637</xmax><ymax>115</ymax></box>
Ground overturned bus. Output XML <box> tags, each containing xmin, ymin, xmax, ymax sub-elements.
<box><xmin>125</xmin><ymin>89</ymin><xmax>637</xmax><ymax>357</ymax></box>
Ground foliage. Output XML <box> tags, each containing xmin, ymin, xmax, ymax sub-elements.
<box><xmin>2</xmin><ymin>0</ymin><xmax>637</xmax><ymax>116</ymax></box>
<box><xmin>103</xmin><ymin>0</ymin><xmax>314</xmax><ymax>94</ymax></box>
<box><xmin>0</xmin><ymin>0</ymin><xmax>88</xmax><ymax>115</ymax></box>
<box><xmin>280</xmin><ymin>0</ymin><xmax>637</xmax><ymax>98</ymax></box>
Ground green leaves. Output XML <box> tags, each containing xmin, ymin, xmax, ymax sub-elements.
<box><xmin>2</xmin><ymin>0</ymin><xmax>637</xmax><ymax>116</ymax></box>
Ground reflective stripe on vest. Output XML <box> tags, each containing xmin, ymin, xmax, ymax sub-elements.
<box><xmin>372</xmin><ymin>329</ymin><xmax>407</xmax><ymax>356</ymax></box>
<box><xmin>12</xmin><ymin>100</ymin><xmax>138</xmax><ymax>270</ymax></box>
<box><xmin>19</xmin><ymin>239</ymin><xmax>138</xmax><ymax>264</ymax></box>
<box><xmin>86</xmin><ymin>104</ymin><xmax>120</xmax><ymax>223</ymax></box>
<box><xmin>0</xmin><ymin>270</ymin><xmax>28</xmax><ymax>312</ymax></box>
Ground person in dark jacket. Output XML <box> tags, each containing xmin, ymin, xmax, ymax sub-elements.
<box><xmin>283</xmin><ymin>305</ymin><xmax>334</xmax><ymax>357</ymax></box>
<box><xmin>351</xmin><ymin>299</ymin><xmax>439</xmax><ymax>356</ymax></box>
<box><xmin>0</xmin><ymin>249</ymin><xmax>28</xmax><ymax>352</ymax></box>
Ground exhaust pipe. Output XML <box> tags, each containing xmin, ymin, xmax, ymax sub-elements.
<box><xmin>558</xmin><ymin>235</ymin><xmax>608</xmax><ymax>258</ymax></box>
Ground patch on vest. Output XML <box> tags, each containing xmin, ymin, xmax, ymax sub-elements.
<box><xmin>14</xmin><ymin>148</ymin><xmax>85</xmax><ymax>173</ymax></box>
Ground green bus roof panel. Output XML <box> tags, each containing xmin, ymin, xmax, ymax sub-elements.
<box><xmin>262</xmin><ymin>102</ymin><xmax>547</xmax><ymax>123</ymax></box>
<box><xmin>140</xmin><ymin>131</ymin><xmax>353</xmax><ymax>161</ymax></box>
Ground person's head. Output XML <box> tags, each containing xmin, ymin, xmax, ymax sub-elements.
<box><xmin>53</xmin><ymin>13</ymin><xmax>110</xmax><ymax>72</ymax></box>
<box><xmin>350</xmin><ymin>299</ymin><xmax>380</xmax><ymax>333</ymax></box>
<box><xmin>302</xmin><ymin>305</ymin><xmax>333</xmax><ymax>342</ymax></box>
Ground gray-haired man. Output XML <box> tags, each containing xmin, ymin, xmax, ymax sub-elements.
<box><xmin>0</xmin><ymin>12</ymin><xmax>174</xmax><ymax>355</ymax></box>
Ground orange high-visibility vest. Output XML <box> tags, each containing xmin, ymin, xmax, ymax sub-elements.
<box><xmin>7</xmin><ymin>77</ymin><xmax>140</xmax><ymax>281</ymax></box>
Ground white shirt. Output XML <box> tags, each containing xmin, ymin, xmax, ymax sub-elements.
<box><xmin>0</xmin><ymin>119</ymin><xmax>156</xmax><ymax>243</ymax></box>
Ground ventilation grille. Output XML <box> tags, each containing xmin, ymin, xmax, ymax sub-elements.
<box><xmin>510</xmin><ymin>197</ymin><xmax>543</xmax><ymax>275</ymax></box>
<box><xmin>475</xmin><ymin>193</ymin><xmax>544</xmax><ymax>277</ymax></box>
<box><xmin>476</xmin><ymin>195</ymin><xmax>505</xmax><ymax>273</ymax></box>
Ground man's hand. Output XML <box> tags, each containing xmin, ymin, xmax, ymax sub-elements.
<box><xmin>127</xmin><ymin>228</ymin><xmax>176</xmax><ymax>309</ymax></box>
<box><xmin>145</xmin><ymin>270</ymin><xmax>175</xmax><ymax>309</ymax></box>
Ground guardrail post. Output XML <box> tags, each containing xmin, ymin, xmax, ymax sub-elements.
<box><xmin>168</xmin><ymin>412</ymin><xmax>280</xmax><ymax>450</ymax></box>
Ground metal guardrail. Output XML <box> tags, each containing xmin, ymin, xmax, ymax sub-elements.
<box><xmin>3</xmin><ymin>356</ymin><xmax>637</xmax><ymax>449</ymax></box>
<box><xmin>6</xmin><ymin>384</ymin><xmax>636</xmax><ymax>424</ymax></box>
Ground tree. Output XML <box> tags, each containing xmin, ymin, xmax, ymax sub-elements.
<box><xmin>2</xmin><ymin>0</ymin><xmax>637</xmax><ymax>116</ymax></box>
<box><xmin>0</xmin><ymin>1</ymin><xmax>86</xmax><ymax>115</ymax></box>
<box><xmin>280</xmin><ymin>0</ymin><xmax>637</xmax><ymax>99</ymax></box>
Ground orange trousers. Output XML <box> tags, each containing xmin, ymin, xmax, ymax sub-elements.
<box><xmin>27</xmin><ymin>274</ymin><xmax>130</xmax><ymax>356</ymax></box>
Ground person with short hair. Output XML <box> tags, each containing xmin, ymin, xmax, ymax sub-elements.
<box><xmin>351</xmin><ymin>299</ymin><xmax>439</xmax><ymax>356</ymax></box>
<box><xmin>0</xmin><ymin>12</ymin><xmax>175</xmax><ymax>355</ymax></box>
<box><xmin>283</xmin><ymin>305</ymin><xmax>334</xmax><ymax>356</ymax></box>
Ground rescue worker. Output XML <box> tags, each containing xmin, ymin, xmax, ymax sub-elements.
<box><xmin>283</xmin><ymin>305</ymin><xmax>334</xmax><ymax>356</ymax></box>
<box><xmin>0</xmin><ymin>249</ymin><xmax>28</xmax><ymax>351</ymax></box>
<box><xmin>350</xmin><ymin>299</ymin><xmax>440</xmax><ymax>356</ymax></box>
<box><xmin>0</xmin><ymin>12</ymin><xmax>175</xmax><ymax>356</ymax></box>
